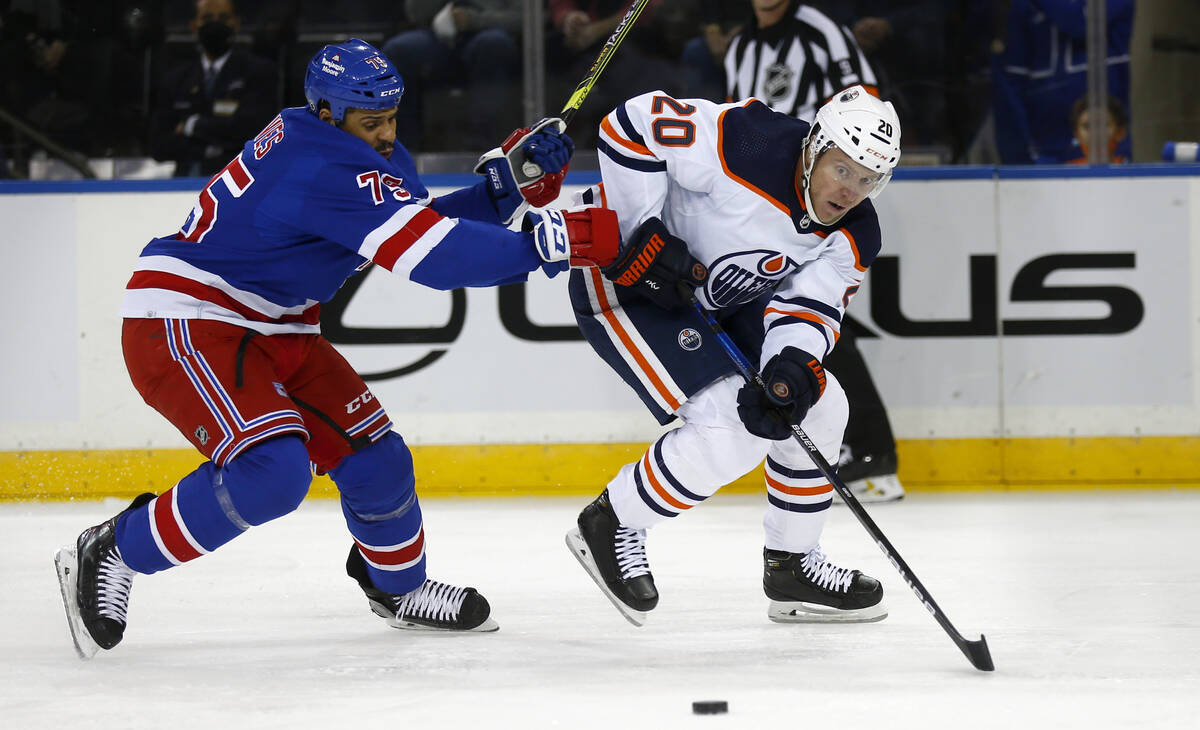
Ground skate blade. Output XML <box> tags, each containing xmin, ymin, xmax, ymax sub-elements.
<box><xmin>564</xmin><ymin>528</ymin><xmax>649</xmax><ymax>628</ymax></box>
<box><xmin>54</xmin><ymin>547</ymin><xmax>100</xmax><ymax>660</ymax></box>
<box><xmin>384</xmin><ymin>616</ymin><xmax>500</xmax><ymax>633</ymax></box>
<box><xmin>768</xmin><ymin>599</ymin><xmax>888</xmax><ymax>624</ymax></box>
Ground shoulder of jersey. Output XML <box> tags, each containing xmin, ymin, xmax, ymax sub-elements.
<box><xmin>716</xmin><ymin>100</ymin><xmax>809</xmax><ymax>221</ymax></box>
<box><xmin>828</xmin><ymin>198</ymin><xmax>882</xmax><ymax>269</ymax></box>
<box><xmin>257</xmin><ymin>108</ymin><xmax>420</xmax><ymax>188</ymax></box>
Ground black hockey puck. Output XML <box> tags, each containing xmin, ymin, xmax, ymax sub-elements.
<box><xmin>692</xmin><ymin>701</ymin><xmax>728</xmax><ymax>715</ymax></box>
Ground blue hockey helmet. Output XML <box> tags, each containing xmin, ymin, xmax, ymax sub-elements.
<box><xmin>304</xmin><ymin>39</ymin><xmax>404</xmax><ymax>122</ymax></box>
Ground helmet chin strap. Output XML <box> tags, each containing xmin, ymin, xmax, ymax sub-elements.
<box><xmin>800</xmin><ymin>139</ymin><xmax>835</xmax><ymax>226</ymax></box>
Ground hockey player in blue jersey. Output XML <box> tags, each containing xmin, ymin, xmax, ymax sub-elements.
<box><xmin>53</xmin><ymin>39</ymin><xmax>624</xmax><ymax>658</ymax></box>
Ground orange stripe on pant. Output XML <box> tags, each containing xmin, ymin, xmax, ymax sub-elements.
<box><xmin>642</xmin><ymin>453</ymin><xmax>691</xmax><ymax>511</ymax></box>
<box><xmin>587</xmin><ymin>268</ymin><xmax>681</xmax><ymax>411</ymax></box>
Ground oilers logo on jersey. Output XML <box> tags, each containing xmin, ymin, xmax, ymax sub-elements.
<box><xmin>705</xmin><ymin>250</ymin><xmax>799</xmax><ymax>308</ymax></box>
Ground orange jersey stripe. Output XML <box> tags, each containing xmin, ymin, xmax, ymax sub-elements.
<box><xmin>840</xmin><ymin>227</ymin><xmax>866</xmax><ymax>272</ymax></box>
<box><xmin>642</xmin><ymin>453</ymin><xmax>690</xmax><ymax>510</ymax></box>
<box><xmin>811</xmin><ymin>228</ymin><xmax>866</xmax><ymax>272</ymax></box>
<box><xmin>763</xmin><ymin>307</ymin><xmax>838</xmax><ymax>330</ymax></box>
<box><xmin>588</xmin><ymin>268</ymin><xmax>682</xmax><ymax>411</ymax></box>
<box><xmin>601</xmin><ymin>116</ymin><xmax>654</xmax><ymax>157</ymax></box>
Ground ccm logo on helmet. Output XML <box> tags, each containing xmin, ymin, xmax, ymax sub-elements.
<box><xmin>380</xmin><ymin>87</ymin><xmax>401</xmax><ymax>97</ymax></box>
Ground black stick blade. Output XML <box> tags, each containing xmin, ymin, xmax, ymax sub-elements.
<box><xmin>962</xmin><ymin>635</ymin><xmax>994</xmax><ymax>671</ymax></box>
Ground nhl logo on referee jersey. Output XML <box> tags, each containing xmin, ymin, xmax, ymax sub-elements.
<box><xmin>678</xmin><ymin>328</ymin><xmax>702</xmax><ymax>351</ymax></box>
<box><xmin>764</xmin><ymin>63</ymin><xmax>794</xmax><ymax>105</ymax></box>
<box><xmin>194</xmin><ymin>425</ymin><xmax>210</xmax><ymax>446</ymax></box>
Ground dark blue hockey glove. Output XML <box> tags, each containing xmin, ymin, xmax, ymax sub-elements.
<box><xmin>520</xmin><ymin>122</ymin><xmax>574</xmax><ymax>175</ymax></box>
<box><xmin>601</xmin><ymin>217</ymin><xmax>707</xmax><ymax>310</ymax></box>
<box><xmin>736</xmin><ymin>347</ymin><xmax>827</xmax><ymax>440</ymax></box>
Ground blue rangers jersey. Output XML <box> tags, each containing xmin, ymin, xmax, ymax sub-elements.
<box><xmin>582</xmin><ymin>91</ymin><xmax>881</xmax><ymax>371</ymax></box>
<box><xmin>122</xmin><ymin>107</ymin><xmax>548</xmax><ymax>334</ymax></box>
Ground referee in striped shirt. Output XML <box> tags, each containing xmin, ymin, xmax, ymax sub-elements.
<box><xmin>724</xmin><ymin>0</ymin><xmax>878</xmax><ymax>123</ymax></box>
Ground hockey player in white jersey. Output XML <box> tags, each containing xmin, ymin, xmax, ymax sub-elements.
<box><xmin>565</xmin><ymin>85</ymin><xmax>902</xmax><ymax>626</ymax></box>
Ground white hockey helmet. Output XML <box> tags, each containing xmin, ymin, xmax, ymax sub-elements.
<box><xmin>801</xmin><ymin>85</ymin><xmax>902</xmax><ymax>223</ymax></box>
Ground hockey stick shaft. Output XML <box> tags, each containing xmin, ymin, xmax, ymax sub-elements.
<box><xmin>688</xmin><ymin>296</ymin><xmax>994</xmax><ymax>672</ymax></box>
<box><xmin>558</xmin><ymin>0</ymin><xmax>652</xmax><ymax>128</ymax></box>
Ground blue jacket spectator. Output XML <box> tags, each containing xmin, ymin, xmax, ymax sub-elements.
<box><xmin>994</xmin><ymin>0</ymin><xmax>1133</xmax><ymax>164</ymax></box>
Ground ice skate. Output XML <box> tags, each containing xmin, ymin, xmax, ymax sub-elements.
<box><xmin>54</xmin><ymin>493</ymin><xmax>155</xmax><ymax>659</ymax></box>
<box><xmin>565</xmin><ymin>490</ymin><xmax>658</xmax><ymax>626</ymax></box>
<box><xmin>835</xmin><ymin>449</ymin><xmax>905</xmax><ymax>504</ymax></box>
<box><xmin>345</xmin><ymin>545</ymin><xmax>498</xmax><ymax>632</ymax></box>
<box><xmin>763</xmin><ymin>546</ymin><xmax>887</xmax><ymax>623</ymax></box>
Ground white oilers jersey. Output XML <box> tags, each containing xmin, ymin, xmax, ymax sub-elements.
<box><xmin>590</xmin><ymin>91</ymin><xmax>882</xmax><ymax>366</ymax></box>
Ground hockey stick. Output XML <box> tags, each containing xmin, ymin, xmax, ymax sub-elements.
<box><xmin>508</xmin><ymin>0</ymin><xmax>651</xmax><ymax>184</ymax></box>
<box><xmin>686</xmin><ymin>295</ymin><xmax>995</xmax><ymax>672</ymax></box>
<box><xmin>558</xmin><ymin>0</ymin><xmax>652</xmax><ymax>128</ymax></box>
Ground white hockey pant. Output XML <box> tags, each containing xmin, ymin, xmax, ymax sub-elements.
<box><xmin>606</xmin><ymin>372</ymin><xmax>848</xmax><ymax>553</ymax></box>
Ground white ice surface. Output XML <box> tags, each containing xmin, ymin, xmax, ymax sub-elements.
<box><xmin>2</xmin><ymin>491</ymin><xmax>1198</xmax><ymax>729</ymax></box>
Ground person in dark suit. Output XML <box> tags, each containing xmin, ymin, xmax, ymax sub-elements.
<box><xmin>149</xmin><ymin>0</ymin><xmax>277</xmax><ymax>177</ymax></box>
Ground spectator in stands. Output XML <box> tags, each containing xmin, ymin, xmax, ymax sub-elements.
<box><xmin>993</xmin><ymin>0</ymin><xmax>1133</xmax><ymax>164</ymax></box>
<box><xmin>0</xmin><ymin>1</ymin><xmax>143</xmax><ymax>161</ymax></box>
<box><xmin>1065</xmin><ymin>94</ymin><xmax>1128</xmax><ymax>165</ymax></box>
<box><xmin>678</xmin><ymin>0</ymin><xmax>748</xmax><ymax>101</ymax></box>
<box><xmin>149</xmin><ymin>0</ymin><xmax>277</xmax><ymax>177</ymax></box>
<box><xmin>381</xmin><ymin>1</ymin><xmax>523</xmax><ymax>150</ymax></box>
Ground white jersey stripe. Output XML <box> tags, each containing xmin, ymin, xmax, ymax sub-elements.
<box><xmin>357</xmin><ymin>203</ymin><xmax>432</xmax><ymax>261</ymax></box>
<box><xmin>129</xmin><ymin>255</ymin><xmax>318</xmax><ymax>319</ymax></box>
<box><xmin>387</xmin><ymin>216</ymin><xmax>457</xmax><ymax>280</ymax></box>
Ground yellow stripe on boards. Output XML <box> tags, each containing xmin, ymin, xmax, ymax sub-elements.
<box><xmin>2</xmin><ymin>437</ymin><xmax>1198</xmax><ymax>501</ymax></box>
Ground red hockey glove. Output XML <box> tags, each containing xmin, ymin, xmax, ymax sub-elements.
<box><xmin>736</xmin><ymin>347</ymin><xmax>827</xmax><ymax>440</ymax></box>
<box><xmin>475</xmin><ymin>118</ymin><xmax>574</xmax><ymax>209</ymax></box>
<box><xmin>601</xmin><ymin>217</ymin><xmax>708</xmax><ymax>310</ymax></box>
<box><xmin>525</xmin><ymin>206</ymin><xmax>621</xmax><ymax>267</ymax></box>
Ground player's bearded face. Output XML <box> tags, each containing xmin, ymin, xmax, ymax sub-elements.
<box><xmin>334</xmin><ymin>107</ymin><xmax>399</xmax><ymax>159</ymax></box>
<box><xmin>805</xmin><ymin>146</ymin><xmax>881</xmax><ymax>224</ymax></box>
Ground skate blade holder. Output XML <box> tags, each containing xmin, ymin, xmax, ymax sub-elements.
<box><xmin>768</xmin><ymin>600</ymin><xmax>888</xmax><ymax>624</ymax></box>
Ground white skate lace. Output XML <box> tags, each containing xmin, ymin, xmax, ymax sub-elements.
<box><xmin>97</xmin><ymin>546</ymin><xmax>136</xmax><ymax>623</ymax></box>
<box><xmin>613</xmin><ymin>526</ymin><xmax>651</xmax><ymax>579</ymax></box>
<box><xmin>800</xmin><ymin>547</ymin><xmax>854</xmax><ymax>593</ymax></box>
<box><xmin>395</xmin><ymin>580</ymin><xmax>468</xmax><ymax>623</ymax></box>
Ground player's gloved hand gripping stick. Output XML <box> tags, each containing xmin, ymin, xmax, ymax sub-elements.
<box><xmin>476</xmin><ymin>0</ymin><xmax>653</xmax><ymax>207</ymax></box>
<box><xmin>683</xmin><ymin>287</ymin><xmax>995</xmax><ymax>672</ymax></box>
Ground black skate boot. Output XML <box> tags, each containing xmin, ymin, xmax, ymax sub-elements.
<box><xmin>345</xmin><ymin>545</ymin><xmax>498</xmax><ymax>632</ymax></box>
<box><xmin>54</xmin><ymin>492</ymin><xmax>155</xmax><ymax>659</ymax></box>
<box><xmin>565</xmin><ymin>490</ymin><xmax>658</xmax><ymax>626</ymax></box>
<box><xmin>763</xmin><ymin>546</ymin><xmax>887</xmax><ymax>623</ymax></box>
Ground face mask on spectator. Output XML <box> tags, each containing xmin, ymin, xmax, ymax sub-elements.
<box><xmin>198</xmin><ymin>21</ymin><xmax>234</xmax><ymax>57</ymax></box>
